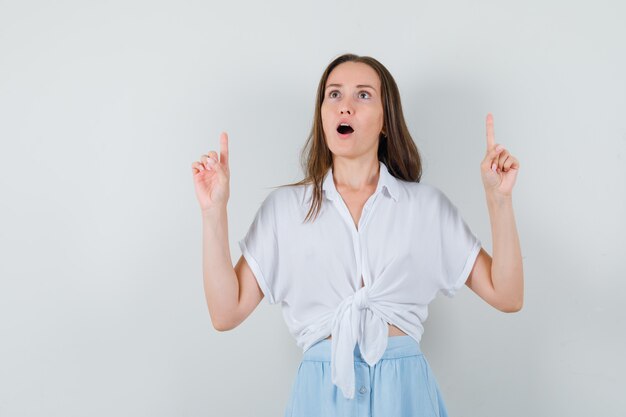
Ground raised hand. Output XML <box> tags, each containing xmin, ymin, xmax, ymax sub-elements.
<box><xmin>191</xmin><ymin>132</ymin><xmax>230</xmax><ymax>212</ymax></box>
<box><xmin>480</xmin><ymin>113</ymin><xmax>519</xmax><ymax>198</ymax></box>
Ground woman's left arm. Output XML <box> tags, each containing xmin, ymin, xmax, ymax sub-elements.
<box><xmin>466</xmin><ymin>113</ymin><xmax>524</xmax><ymax>312</ymax></box>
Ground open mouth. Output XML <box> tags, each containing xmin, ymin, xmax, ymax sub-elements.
<box><xmin>337</xmin><ymin>124</ymin><xmax>354</xmax><ymax>134</ymax></box>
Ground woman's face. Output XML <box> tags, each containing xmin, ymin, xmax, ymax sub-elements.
<box><xmin>321</xmin><ymin>62</ymin><xmax>384</xmax><ymax>161</ymax></box>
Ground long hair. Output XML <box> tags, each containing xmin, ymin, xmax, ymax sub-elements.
<box><xmin>276</xmin><ymin>53</ymin><xmax>422</xmax><ymax>223</ymax></box>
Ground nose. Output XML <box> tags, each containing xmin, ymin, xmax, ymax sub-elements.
<box><xmin>337</xmin><ymin>95</ymin><xmax>354</xmax><ymax>115</ymax></box>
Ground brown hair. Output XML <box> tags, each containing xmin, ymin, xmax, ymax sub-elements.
<box><xmin>276</xmin><ymin>53</ymin><xmax>422</xmax><ymax>223</ymax></box>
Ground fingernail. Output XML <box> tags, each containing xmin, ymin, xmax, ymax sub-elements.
<box><xmin>495</xmin><ymin>145</ymin><xmax>503</xmax><ymax>152</ymax></box>
<box><xmin>207</xmin><ymin>158</ymin><xmax>216</xmax><ymax>166</ymax></box>
<box><xmin>491</xmin><ymin>163</ymin><xmax>497</xmax><ymax>171</ymax></box>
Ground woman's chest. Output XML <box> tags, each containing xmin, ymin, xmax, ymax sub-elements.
<box><xmin>280</xmin><ymin>202</ymin><xmax>424</xmax><ymax>286</ymax></box>
<box><xmin>275</xmin><ymin>196</ymin><xmax>443</xmax><ymax>308</ymax></box>
<box><xmin>337</xmin><ymin>188</ymin><xmax>375</xmax><ymax>231</ymax></box>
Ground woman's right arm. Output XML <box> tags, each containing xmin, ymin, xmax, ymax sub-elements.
<box><xmin>192</xmin><ymin>133</ymin><xmax>264</xmax><ymax>331</ymax></box>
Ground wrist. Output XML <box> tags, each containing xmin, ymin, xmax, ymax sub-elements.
<box><xmin>201</xmin><ymin>204</ymin><xmax>227</xmax><ymax>220</ymax></box>
<box><xmin>485</xmin><ymin>191</ymin><xmax>513</xmax><ymax>208</ymax></box>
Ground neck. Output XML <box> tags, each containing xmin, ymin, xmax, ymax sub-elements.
<box><xmin>331</xmin><ymin>157</ymin><xmax>380</xmax><ymax>193</ymax></box>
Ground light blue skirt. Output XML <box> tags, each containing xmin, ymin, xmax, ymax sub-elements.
<box><xmin>284</xmin><ymin>335</ymin><xmax>449</xmax><ymax>417</ymax></box>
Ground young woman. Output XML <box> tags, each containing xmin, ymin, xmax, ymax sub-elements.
<box><xmin>192</xmin><ymin>53</ymin><xmax>523</xmax><ymax>417</ymax></box>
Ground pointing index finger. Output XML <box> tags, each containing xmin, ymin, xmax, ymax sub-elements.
<box><xmin>486</xmin><ymin>113</ymin><xmax>495</xmax><ymax>151</ymax></box>
<box><xmin>220</xmin><ymin>131</ymin><xmax>229</xmax><ymax>168</ymax></box>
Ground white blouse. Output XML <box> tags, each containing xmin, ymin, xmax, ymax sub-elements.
<box><xmin>238</xmin><ymin>160</ymin><xmax>482</xmax><ymax>400</ymax></box>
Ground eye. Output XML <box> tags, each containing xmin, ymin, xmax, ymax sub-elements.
<box><xmin>358</xmin><ymin>91</ymin><xmax>371</xmax><ymax>99</ymax></box>
<box><xmin>328</xmin><ymin>90</ymin><xmax>340</xmax><ymax>99</ymax></box>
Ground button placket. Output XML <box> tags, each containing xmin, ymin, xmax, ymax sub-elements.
<box><xmin>355</xmin><ymin>362</ymin><xmax>371</xmax><ymax>417</ymax></box>
<box><xmin>358</xmin><ymin>233</ymin><xmax>368</xmax><ymax>288</ymax></box>
<box><xmin>352</xmin><ymin>232</ymin><xmax>363</xmax><ymax>289</ymax></box>
<box><xmin>360</xmin><ymin>234</ymin><xmax>372</xmax><ymax>287</ymax></box>
<box><xmin>331</xmin><ymin>195</ymin><xmax>366</xmax><ymax>289</ymax></box>
<box><xmin>358</xmin><ymin>192</ymin><xmax>381</xmax><ymax>289</ymax></box>
<box><xmin>330</xmin><ymin>187</ymin><xmax>384</xmax><ymax>301</ymax></box>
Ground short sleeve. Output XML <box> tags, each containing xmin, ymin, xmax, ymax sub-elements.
<box><xmin>434</xmin><ymin>189</ymin><xmax>482</xmax><ymax>298</ymax></box>
<box><xmin>238</xmin><ymin>193</ymin><xmax>279</xmax><ymax>305</ymax></box>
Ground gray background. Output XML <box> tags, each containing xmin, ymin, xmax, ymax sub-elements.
<box><xmin>1</xmin><ymin>0</ymin><xmax>625</xmax><ymax>416</ymax></box>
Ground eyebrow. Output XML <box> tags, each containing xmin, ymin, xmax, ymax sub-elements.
<box><xmin>325</xmin><ymin>83</ymin><xmax>378</xmax><ymax>92</ymax></box>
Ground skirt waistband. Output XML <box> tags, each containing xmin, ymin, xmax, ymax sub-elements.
<box><xmin>302</xmin><ymin>335</ymin><xmax>423</xmax><ymax>362</ymax></box>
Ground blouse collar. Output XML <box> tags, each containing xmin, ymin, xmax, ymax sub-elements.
<box><xmin>322</xmin><ymin>160</ymin><xmax>399</xmax><ymax>203</ymax></box>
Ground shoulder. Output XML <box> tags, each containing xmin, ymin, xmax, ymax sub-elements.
<box><xmin>399</xmin><ymin>180</ymin><xmax>450</xmax><ymax>206</ymax></box>
<box><xmin>398</xmin><ymin>181</ymin><xmax>464</xmax><ymax>223</ymax></box>
<box><xmin>260</xmin><ymin>184</ymin><xmax>308</xmax><ymax>214</ymax></box>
